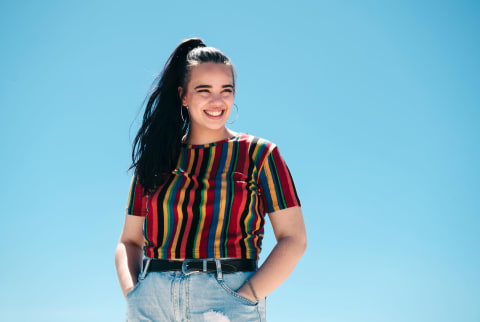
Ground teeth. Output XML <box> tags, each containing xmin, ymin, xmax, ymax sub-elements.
<box><xmin>205</xmin><ymin>110</ymin><xmax>223</xmax><ymax>116</ymax></box>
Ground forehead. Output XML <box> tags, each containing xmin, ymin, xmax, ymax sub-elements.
<box><xmin>188</xmin><ymin>62</ymin><xmax>233</xmax><ymax>86</ymax></box>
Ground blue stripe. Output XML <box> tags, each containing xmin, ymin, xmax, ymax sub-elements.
<box><xmin>208</xmin><ymin>144</ymin><xmax>229</xmax><ymax>257</ymax></box>
<box><xmin>259</xmin><ymin>165</ymin><xmax>275</xmax><ymax>213</ymax></box>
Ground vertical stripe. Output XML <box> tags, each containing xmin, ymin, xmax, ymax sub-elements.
<box><xmin>223</xmin><ymin>141</ymin><xmax>238</xmax><ymax>257</ymax></box>
<box><xmin>209</xmin><ymin>143</ymin><xmax>228</xmax><ymax>257</ymax></box>
<box><xmin>180</xmin><ymin>148</ymin><xmax>201</xmax><ymax>258</ymax></box>
<box><xmin>196</xmin><ymin>146</ymin><xmax>214</xmax><ymax>257</ymax></box>
<box><xmin>172</xmin><ymin>148</ymin><xmax>197</xmax><ymax>258</ymax></box>
<box><xmin>269</xmin><ymin>152</ymin><xmax>287</xmax><ymax>209</ymax></box>
<box><xmin>260</xmin><ymin>158</ymin><xmax>277</xmax><ymax>212</ymax></box>
<box><xmin>160</xmin><ymin>151</ymin><xmax>186</xmax><ymax>258</ymax></box>
<box><xmin>214</xmin><ymin>142</ymin><xmax>233</xmax><ymax>257</ymax></box>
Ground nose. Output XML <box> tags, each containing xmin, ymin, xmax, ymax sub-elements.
<box><xmin>210</xmin><ymin>92</ymin><xmax>224</xmax><ymax>107</ymax></box>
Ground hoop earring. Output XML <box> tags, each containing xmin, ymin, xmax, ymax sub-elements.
<box><xmin>180</xmin><ymin>105</ymin><xmax>189</xmax><ymax>123</ymax></box>
<box><xmin>227</xmin><ymin>103</ymin><xmax>239</xmax><ymax>124</ymax></box>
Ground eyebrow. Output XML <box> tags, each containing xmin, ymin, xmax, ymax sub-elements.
<box><xmin>194</xmin><ymin>84</ymin><xmax>234</xmax><ymax>90</ymax></box>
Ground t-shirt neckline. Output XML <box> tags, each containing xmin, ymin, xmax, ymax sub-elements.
<box><xmin>181</xmin><ymin>132</ymin><xmax>243</xmax><ymax>149</ymax></box>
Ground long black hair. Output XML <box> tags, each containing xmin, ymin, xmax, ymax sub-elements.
<box><xmin>129</xmin><ymin>38</ymin><xmax>236</xmax><ymax>194</ymax></box>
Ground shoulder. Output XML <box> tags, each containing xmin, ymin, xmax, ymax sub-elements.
<box><xmin>237</xmin><ymin>132</ymin><xmax>278</xmax><ymax>167</ymax></box>
<box><xmin>238</xmin><ymin>132</ymin><xmax>277</xmax><ymax>153</ymax></box>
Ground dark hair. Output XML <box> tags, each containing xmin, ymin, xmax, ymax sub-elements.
<box><xmin>128</xmin><ymin>38</ymin><xmax>236</xmax><ymax>194</ymax></box>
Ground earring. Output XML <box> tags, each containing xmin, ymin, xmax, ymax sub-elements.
<box><xmin>227</xmin><ymin>103</ymin><xmax>239</xmax><ymax>124</ymax></box>
<box><xmin>180</xmin><ymin>105</ymin><xmax>189</xmax><ymax>123</ymax></box>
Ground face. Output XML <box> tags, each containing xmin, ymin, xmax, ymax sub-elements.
<box><xmin>178</xmin><ymin>62</ymin><xmax>235</xmax><ymax>133</ymax></box>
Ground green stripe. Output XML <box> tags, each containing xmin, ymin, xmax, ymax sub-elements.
<box><xmin>246</xmin><ymin>189</ymin><xmax>257</xmax><ymax>258</ymax></box>
<box><xmin>271</xmin><ymin>153</ymin><xmax>287</xmax><ymax>207</ymax></box>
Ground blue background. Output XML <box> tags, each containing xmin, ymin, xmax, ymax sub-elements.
<box><xmin>1</xmin><ymin>1</ymin><xmax>479</xmax><ymax>321</ymax></box>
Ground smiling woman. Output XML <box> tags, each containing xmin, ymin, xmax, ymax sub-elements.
<box><xmin>177</xmin><ymin>62</ymin><xmax>235</xmax><ymax>140</ymax></box>
<box><xmin>114</xmin><ymin>37</ymin><xmax>307</xmax><ymax>322</ymax></box>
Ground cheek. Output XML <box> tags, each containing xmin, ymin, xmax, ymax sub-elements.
<box><xmin>190</xmin><ymin>95</ymin><xmax>208</xmax><ymax>107</ymax></box>
<box><xmin>221</xmin><ymin>94</ymin><xmax>234</xmax><ymax>105</ymax></box>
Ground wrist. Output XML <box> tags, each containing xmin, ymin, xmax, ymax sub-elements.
<box><xmin>237</xmin><ymin>279</ymin><xmax>260</xmax><ymax>302</ymax></box>
<box><xmin>246</xmin><ymin>279</ymin><xmax>259</xmax><ymax>301</ymax></box>
<box><xmin>237</xmin><ymin>286</ymin><xmax>257</xmax><ymax>302</ymax></box>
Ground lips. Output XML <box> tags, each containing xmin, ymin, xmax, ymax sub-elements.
<box><xmin>204</xmin><ymin>109</ymin><xmax>224</xmax><ymax>118</ymax></box>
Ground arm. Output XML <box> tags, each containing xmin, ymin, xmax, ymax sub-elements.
<box><xmin>114</xmin><ymin>214</ymin><xmax>145</xmax><ymax>297</ymax></box>
<box><xmin>236</xmin><ymin>205</ymin><xmax>307</xmax><ymax>301</ymax></box>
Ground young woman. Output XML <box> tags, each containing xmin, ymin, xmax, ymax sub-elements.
<box><xmin>115</xmin><ymin>37</ymin><xmax>307</xmax><ymax>321</ymax></box>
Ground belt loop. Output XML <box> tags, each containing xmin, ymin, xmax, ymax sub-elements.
<box><xmin>140</xmin><ymin>258</ymin><xmax>151</xmax><ymax>280</ymax></box>
<box><xmin>215</xmin><ymin>259</ymin><xmax>223</xmax><ymax>281</ymax></box>
<box><xmin>203</xmin><ymin>259</ymin><xmax>207</xmax><ymax>272</ymax></box>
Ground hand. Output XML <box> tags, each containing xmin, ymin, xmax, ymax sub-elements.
<box><xmin>123</xmin><ymin>285</ymin><xmax>134</xmax><ymax>297</ymax></box>
<box><xmin>236</xmin><ymin>286</ymin><xmax>258</xmax><ymax>302</ymax></box>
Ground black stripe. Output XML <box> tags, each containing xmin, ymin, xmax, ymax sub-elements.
<box><xmin>286</xmin><ymin>163</ymin><xmax>301</xmax><ymax>207</ymax></box>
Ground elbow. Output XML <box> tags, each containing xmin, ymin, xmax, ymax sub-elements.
<box><xmin>278</xmin><ymin>234</ymin><xmax>307</xmax><ymax>254</ymax></box>
<box><xmin>300</xmin><ymin>236</ymin><xmax>307</xmax><ymax>253</ymax></box>
<box><xmin>293</xmin><ymin>236</ymin><xmax>307</xmax><ymax>257</ymax></box>
<box><xmin>297</xmin><ymin>230</ymin><xmax>307</xmax><ymax>254</ymax></box>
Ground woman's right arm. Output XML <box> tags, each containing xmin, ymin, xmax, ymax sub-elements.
<box><xmin>114</xmin><ymin>214</ymin><xmax>145</xmax><ymax>297</ymax></box>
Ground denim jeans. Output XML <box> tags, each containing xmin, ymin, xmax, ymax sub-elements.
<box><xmin>125</xmin><ymin>258</ymin><xmax>267</xmax><ymax>321</ymax></box>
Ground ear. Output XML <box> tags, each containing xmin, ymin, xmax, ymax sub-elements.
<box><xmin>178</xmin><ymin>86</ymin><xmax>186</xmax><ymax>106</ymax></box>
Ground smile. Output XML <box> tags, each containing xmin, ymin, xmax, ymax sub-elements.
<box><xmin>204</xmin><ymin>110</ymin><xmax>224</xmax><ymax>118</ymax></box>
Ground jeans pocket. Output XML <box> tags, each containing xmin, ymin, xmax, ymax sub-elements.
<box><xmin>215</xmin><ymin>272</ymin><xmax>259</xmax><ymax>306</ymax></box>
<box><xmin>125</xmin><ymin>272</ymin><xmax>147</xmax><ymax>299</ymax></box>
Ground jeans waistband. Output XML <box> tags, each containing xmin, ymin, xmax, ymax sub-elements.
<box><xmin>140</xmin><ymin>258</ymin><xmax>258</xmax><ymax>280</ymax></box>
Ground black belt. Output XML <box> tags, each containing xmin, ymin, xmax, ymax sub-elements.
<box><xmin>143</xmin><ymin>258</ymin><xmax>257</xmax><ymax>275</ymax></box>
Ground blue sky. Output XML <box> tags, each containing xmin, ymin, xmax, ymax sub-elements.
<box><xmin>1</xmin><ymin>1</ymin><xmax>479</xmax><ymax>321</ymax></box>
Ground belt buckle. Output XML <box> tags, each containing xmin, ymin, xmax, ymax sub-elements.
<box><xmin>182</xmin><ymin>259</ymin><xmax>203</xmax><ymax>275</ymax></box>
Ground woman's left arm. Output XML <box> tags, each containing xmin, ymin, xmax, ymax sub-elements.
<box><xmin>236</xmin><ymin>205</ymin><xmax>307</xmax><ymax>301</ymax></box>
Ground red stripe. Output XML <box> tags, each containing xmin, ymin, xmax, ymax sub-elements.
<box><xmin>272</xmin><ymin>147</ymin><xmax>298</xmax><ymax>206</ymax></box>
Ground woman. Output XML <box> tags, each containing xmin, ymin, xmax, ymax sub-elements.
<box><xmin>115</xmin><ymin>37</ymin><xmax>307</xmax><ymax>322</ymax></box>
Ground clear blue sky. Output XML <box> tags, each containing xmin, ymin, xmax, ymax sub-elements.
<box><xmin>1</xmin><ymin>1</ymin><xmax>479</xmax><ymax>321</ymax></box>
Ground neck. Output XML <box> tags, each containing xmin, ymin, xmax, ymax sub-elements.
<box><xmin>183</xmin><ymin>127</ymin><xmax>237</xmax><ymax>145</ymax></box>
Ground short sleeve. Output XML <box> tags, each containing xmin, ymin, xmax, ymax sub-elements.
<box><xmin>258</xmin><ymin>145</ymin><xmax>301</xmax><ymax>214</ymax></box>
<box><xmin>126</xmin><ymin>171</ymin><xmax>149</xmax><ymax>216</ymax></box>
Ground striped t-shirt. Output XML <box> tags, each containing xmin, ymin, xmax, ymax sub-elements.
<box><xmin>126</xmin><ymin>132</ymin><xmax>301</xmax><ymax>260</ymax></box>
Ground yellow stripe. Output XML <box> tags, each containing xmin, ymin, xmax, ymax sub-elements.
<box><xmin>262</xmin><ymin>156</ymin><xmax>280</xmax><ymax>211</ymax></box>
<box><xmin>252</xmin><ymin>138</ymin><xmax>263</xmax><ymax>165</ymax></box>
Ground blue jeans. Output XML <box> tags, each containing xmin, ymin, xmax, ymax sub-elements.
<box><xmin>125</xmin><ymin>258</ymin><xmax>267</xmax><ymax>321</ymax></box>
